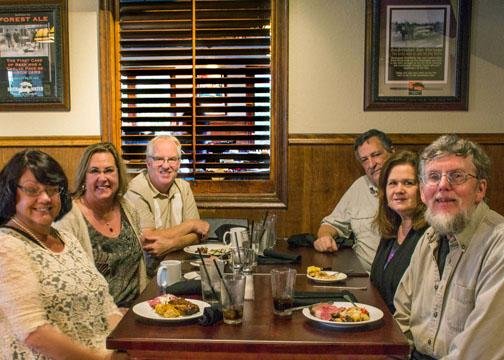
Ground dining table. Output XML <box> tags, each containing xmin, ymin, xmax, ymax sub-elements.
<box><xmin>107</xmin><ymin>239</ymin><xmax>410</xmax><ymax>359</ymax></box>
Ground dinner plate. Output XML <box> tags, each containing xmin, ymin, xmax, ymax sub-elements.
<box><xmin>183</xmin><ymin>271</ymin><xmax>201</xmax><ymax>280</ymax></box>
<box><xmin>183</xmin><ymin>243</ymin><xmax>230</xmax><ymax>257</ymax></box>
<box><xmin>132</xmin><ymin>298</ymin><xmax>210</xmax><ymax>322</ymax></box>
<box><xmin>302</xmin><ymin>302</ymin><xmax>384</xmax><ymax>328</ymax></box>
<box><xmin>307</xmin><ymin>271</ymin><xmax>347</xmax><ymax>283</ymax></box>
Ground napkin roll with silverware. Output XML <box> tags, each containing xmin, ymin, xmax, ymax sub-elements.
<box><xmin>257</xmin><ymin>248</ymin><xmax>301</xmax><ymax>264</ymax></box>
<box><xmin>292</xmin><ymin>290</ymin><xmax>357</xmax><ymax>307</ymax></box>
<box><xmin>164</xmin><ymin>279</ymin><xmax>201</xmax><ymax>296</ymax></box>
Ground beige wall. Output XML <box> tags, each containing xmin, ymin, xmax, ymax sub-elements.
<box><xmin>289</xmin><ymin>0</ymin><xmax>504</xmax><ymax>133</ymax></box>
<box><xmin>1</xmin><ymin>0</ymin><xmax>503</xmax><ymax>136</ymax></box>
<box><xmin>0</xmin><ymin>0</ymin><xmax>100</xmax><ymax>136</ymax></box>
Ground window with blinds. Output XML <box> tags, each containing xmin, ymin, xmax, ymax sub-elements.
<box><xmin>119</xmin><ymin>0</ymin><xmax>273</xmax><ymax>182</ymax></box>
<box><xmin>100</xmin><ymin>0</ymin><xmax>287</xmax><ymax>206</ymax></box>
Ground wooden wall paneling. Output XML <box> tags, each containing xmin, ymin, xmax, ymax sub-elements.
<box><xmin>1</xmin><ymin>134</ymin><xmax>502</xmax><ymax>240</ymax></box>
<box><xmin>202</xmin><ymin>133</ymin><xmax>504</xmax><ymax>239</ymax></box>
<box><xmin>282</xmin><ymin>133</ymin><xmax>504</xmax><ymax>238</ymax></box>
<box><xmin>0</xmin><ymin>136</ymin><xmax>101</xmax><ymax>192</ymax></box>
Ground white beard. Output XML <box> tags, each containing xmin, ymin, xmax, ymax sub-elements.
<box><xmin>425</xmin><ymin>206</ymin><xmax>473</xmax><ymax>235</ymax></box>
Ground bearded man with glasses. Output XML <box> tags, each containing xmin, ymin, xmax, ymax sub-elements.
<box><xmin>126</xmin><ymin>135</ymin><xmax>209</xmax><ymax>276</ymax></box>
<box><xmin>394</xmin><ymin>134</ymin><xmax>504</xmax><ymax>360</ymax></box>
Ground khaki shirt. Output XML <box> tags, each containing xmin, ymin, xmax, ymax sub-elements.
<box><xmin>394</xmin><ymin>202</ymin><xmax>504</xmax><ymax>359</ymax></box>
<box><xmin>125</xmin><ymin>170</ymin><xmax>200</xmax><ymax>230</ymax></box>
<box><xmin>321</xmin><ymin>175</ymin><xmax>380</xmax><ymax>271</ymax></box>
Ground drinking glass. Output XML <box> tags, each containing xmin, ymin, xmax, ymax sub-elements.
<box><xmin>200</xmin><ymin>257</ymin><xmax>225</xmax><ymax>306</ymax></box>
<box><xmin>220</xmin><ymin>273</ymin><xmax>246</xmax><ymax>324</ymax></box>
<box><xmin>231</xmin><ymin>247</ymin><xmax>255</xmax><ymax>274</ymax></box>
<box><xmin>270</xmin><ymin>268</ymin><xmax>296</xmax><ymax>316</ymax></box>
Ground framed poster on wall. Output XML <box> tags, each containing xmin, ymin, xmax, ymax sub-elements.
<box><xmin>364</xmin><ymin>0</ymin><xmax>471</xmax><ymax>111</ymax></box>
<box><xmin>0</xmin><ymin>0</ymin><xmax>69</xmax><ymax>111</ymax></box>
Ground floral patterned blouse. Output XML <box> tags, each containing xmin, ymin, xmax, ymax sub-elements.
<box><xmin>85</xmin><ymin>208</ymin><xmax>141</xmax><ymax>307</ymax></box>
<box><xmin>0</xmin><ymin>227</ymin><xmax>120</xmax><ymax>359</ymax></box>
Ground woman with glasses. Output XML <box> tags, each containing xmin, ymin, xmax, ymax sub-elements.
<box><xmin>55</xmin><ymin>143</ymin><xmax>147</xmax><ymax>309</ymax></box>
<box><xmin>370</xmin><ymin>151</ymin><xmax>428</xmax><ymax>313</ymax></box>
<box><xmin>0</xmin><ymin>150</ymin><xmax>124</xmax><ymax>359</ymax></box>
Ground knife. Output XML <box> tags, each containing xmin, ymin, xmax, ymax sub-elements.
<box><xmin>290</xmin><ymin>304</ymin><xmax>312</xmax><ymax>312</ymax></box>
<box><xmin>312</xmin><ymin>285</ymin><xmax>367</xmax><ymax>290</ymax></box>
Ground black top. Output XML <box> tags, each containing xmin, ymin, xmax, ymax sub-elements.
<box><xmin>437</xmin><ymin>235</ymin><xmax>450</xmax><ymax>278</ymax></box>
<box><xmin>370</xmin><ymin>226</ymin><xmax>427</xmax><ymax>313</ymax></box>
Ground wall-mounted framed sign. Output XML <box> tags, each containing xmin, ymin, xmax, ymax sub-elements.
<box><xmin>0</xmin><ymin>0</ymin><xmax>69</xmax><ymax>111</ymax></box>
<box><xmin>364</xmin><ymin>0</ymin><xmax>471</xmax><ymax>111</ymax></box>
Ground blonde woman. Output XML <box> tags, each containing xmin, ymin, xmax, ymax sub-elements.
<box><xmin>56</xmin><ymin>143</ymin><xmax>147</xmax><ymax>308</ymax></box>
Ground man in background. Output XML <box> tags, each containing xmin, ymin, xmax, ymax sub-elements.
<box><xmin>394</xmin><ymin>134</ymin><xmax>504</xmax><ymax>359</ymax></box>
<box><xmin>126</xmin><ymin>135</ymin><xmax>209</xmax><ymax>275</ymax></box>
<box><xmin>313</xmin><ymin>129</ymin><xmax>394</xmax><ymax>271</ymax></box>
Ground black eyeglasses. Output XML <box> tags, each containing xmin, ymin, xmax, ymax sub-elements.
<box><xmin>422</xmin><ymin>170</ymin><xmax>477</xmax><ymax>186</ymax></box>
<box><xmin>17</xmin><ymin>184</ymin><xmax>63</xmax><ymax>197</ymax></box>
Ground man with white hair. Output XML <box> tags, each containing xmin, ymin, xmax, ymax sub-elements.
<box><xmin>394</xmin><ymin>134</ymin><xmax>504</xmax><ymax>359</ymax></box>
<box><xmin>126</xmin><ymin>135</ymin><xmax>209</xmax><ymax>275</ymax></box>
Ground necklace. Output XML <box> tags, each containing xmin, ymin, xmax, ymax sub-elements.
<box><xmin>79</xmin><ymin>198</ymin><xmax>117</xmax><ymax>234</ymax></box>
<box><xmin>11</xmin><ymin>217</ymin><xmax>49</xmax><ymax>250</ymax></box>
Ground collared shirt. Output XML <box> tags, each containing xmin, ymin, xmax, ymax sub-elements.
<box><xmin>125</xmin><ymin>170</ymin><xmax>200</xmax><ymax>230</ymax></box>
<box><xmin>126</xmin><ymin>171</ymin><xmax>200</xmax><ymax>276</ymax></box>
<box><xmin>321</xmin><ymin>175</ymin><xmax>380</xmax><ymax>271</ymax></box>
<box><xmin>394</xmin><ymin>202</ymin><xmax>504</xmax><ymax>359</ymax></box>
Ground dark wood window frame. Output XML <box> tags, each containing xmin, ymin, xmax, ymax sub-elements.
<box><xmin>98</xmin><ymin>0</ymin><xmax>288</xmax><ymax>209</ymax></box>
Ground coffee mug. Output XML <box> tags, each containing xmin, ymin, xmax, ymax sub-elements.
<box><xmin>223</xmin><ymin>227</ymin><xmax>249</xmax><ymax>248</ymax></box>
<box><xmin>156</xmin><ymin>260</ymin><xmax>182</xmax><ymax>293</ymax></box>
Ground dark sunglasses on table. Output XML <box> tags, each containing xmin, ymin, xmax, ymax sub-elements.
<box><xmin>17</xmin><ymin>184</ymin><xmax>63</xmax><ymax>197</ymax></box>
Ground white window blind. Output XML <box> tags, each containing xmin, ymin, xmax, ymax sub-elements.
<box><xmin>119</xmin><ymin>0</ymin><xmax>272</xmax><ymax>181</ymax></box>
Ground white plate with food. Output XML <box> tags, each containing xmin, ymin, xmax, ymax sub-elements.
<box><xmin>306</xmin><ymin>266</ymin><xmax>347</xmax><ymax>283</ymax></box>
<box><xmin>132</xmin><ymin>295</ymin><xmax>210</xmax><ymax>322</ymax></box>
<box><xmin>183</xmin><ymin>271</ymin><xmax>201</xmax><ymax>280</ymax></box>
<box><xmin>302</xmin><ymin>302</ymin><xmax>383</xmax><ymax>328</ymax></box>
<box><xmin>183</xmin><ymin>243</ymin><xmax>230</xmax><ymax>257</ymax></box>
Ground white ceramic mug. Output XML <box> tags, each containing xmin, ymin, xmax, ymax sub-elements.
<box><xmin>156</xmin><ymin>260</ymin><xmax>182</xmax><ymax>292</ymax></box>
<box><xmin>223</xmin><ymin>227</ymin><xmax>249</xmax><ymax>248</ymax></box>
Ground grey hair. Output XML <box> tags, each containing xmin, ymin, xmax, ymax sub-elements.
<box><xmin>419</xmin><ymin>134</ymin><xmax>491</xmax><ymax>181</ymax></box>
<box><xmin>145</xmin><ymin>135</ymin><xmax>182</xmax><ymax>160</ymax></box>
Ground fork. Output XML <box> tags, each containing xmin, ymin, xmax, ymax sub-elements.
<box><xmin>343</xmin><ymin>294</ymin><xmax>358</xmax><ymax>307</ymax></box>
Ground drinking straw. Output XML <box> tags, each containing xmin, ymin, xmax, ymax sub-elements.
<box><xmin>249</xmin><ymin>220</ymin><xmax>254</xmax><ymax>249</ymax></box>
<box><xmin>258</xmin><ymin>210</ymin><xmax>270</xmax><ymax>245</ymax></box>
<box><xmin>213</xmin><ymin>258</ymin><xmax>232</xmax><ymax>300</ymax></box>
<box><xmin>261</xmin><ymin>211</ymin><xmax>269</xmax><ymax>228</ymax></box>
<box><xmin>234</xmin><ymin>237</ymin><xmax>242</xmax><ymax>263</ymax></box>
<box><xmin>197</xmin><ymin>248</ymin><xmax>218</xmax><ymax>300</ymax></box>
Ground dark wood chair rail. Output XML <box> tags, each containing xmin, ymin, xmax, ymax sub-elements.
<box><xmin>107</xmin><ymin>241</ymin><xmax>410</xmax><ymax>359</ymax></box>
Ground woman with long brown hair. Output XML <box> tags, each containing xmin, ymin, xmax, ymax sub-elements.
<box><xmin>370</xmin><ymin>150</ymin><xmax>428</xmax><ymax>312</ymax></box>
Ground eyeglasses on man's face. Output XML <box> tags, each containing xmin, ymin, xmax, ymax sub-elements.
<box><xmin>422</xmin><ymin>169</ymin><xmax>477</xmax><ymax>186</ymax></box>
<box><xmin>149</xmin><ymin>156</ymin><xmax>180</xmax><ymax>166</ymax></box>
<box><xmin>17</xmin><ymin>184</ymin><xmax>63</xmax><ymax>197</ymax></box>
